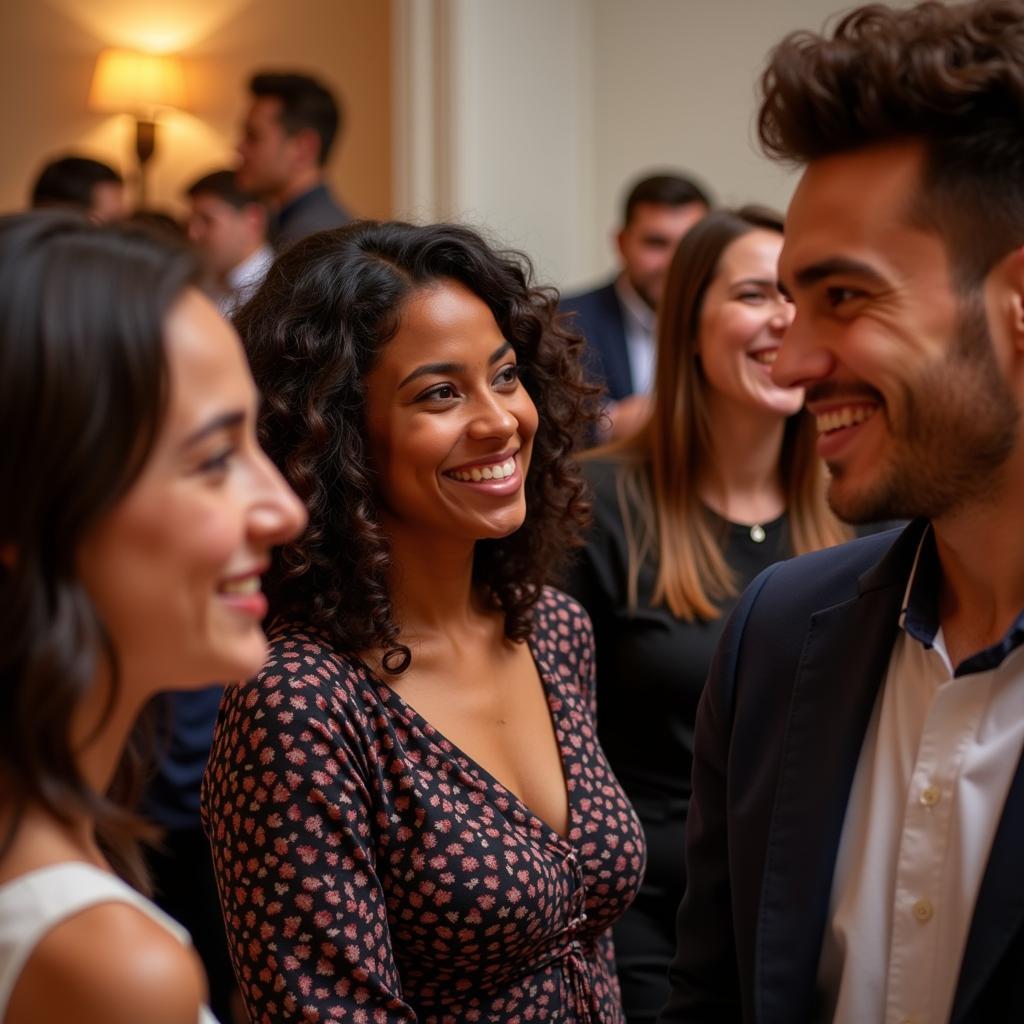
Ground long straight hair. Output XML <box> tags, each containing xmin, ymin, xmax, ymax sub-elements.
<box><xmin>0</xmin><ymin>212</ymin><xmax>197</xmax><ymax>888</ymax></box>
<box><xmin>595</xmin><ymin>206</ymin><xmax>849</xmax><ymax>620</ymax></box>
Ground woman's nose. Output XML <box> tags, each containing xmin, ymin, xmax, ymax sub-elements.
<box><xmin>250</xmin><ymin>454</ymin><xmax>308</xmax><ymax>547</ymax></box>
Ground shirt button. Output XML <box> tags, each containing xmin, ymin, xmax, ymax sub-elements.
<box><xmin>920</xmin><ymin>785</ymin><xmax>940</xmax><ymax>807</ymax></box>
<box><xmin>913</xmin><ymin>898</ymin><xmax>934</xmax><ymax>923</ymax></box>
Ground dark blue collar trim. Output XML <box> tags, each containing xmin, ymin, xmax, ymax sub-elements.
<box><xmin>901</xmin><ymin>525</ymin><xmax>1024</xmax><ymax>676</ymax></box>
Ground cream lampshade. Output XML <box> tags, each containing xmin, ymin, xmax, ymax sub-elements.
<box><xmin>89</xmin><ymin>49</ymin><xmax>188</xmax><ymax>205</ymax></box>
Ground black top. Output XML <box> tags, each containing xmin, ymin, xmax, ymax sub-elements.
<box><xmin>562</xmin><ymin>458</ymin><xmax>792</xmax><ymax>887</ymax></box>
<box><xmin>201</xmin><ymin>587</ymin><xmax>645</xmax><ymax>1023</ymax></box>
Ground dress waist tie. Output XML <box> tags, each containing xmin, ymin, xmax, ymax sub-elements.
<box><xmin>563</xmin><ymin>941</ymin><xmax>597</xmax><ymax>1024</ymax></box>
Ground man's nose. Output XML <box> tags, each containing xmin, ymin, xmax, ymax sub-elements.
<box><xmin>771</xmin><ymin>310</ymin><xmax>834</xmax><ymax>389</ymax></box>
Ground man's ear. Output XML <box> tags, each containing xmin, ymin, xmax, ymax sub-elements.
<box><xmin>292</xmin><ymin>127</ymin><xmax>322</xmax><ymax>168</ymax></box>
<box><xmin>615</xmin><ymin>226</ymin><xmax>628</xmax><ymax>262</ymax></box>
<box><xmin>1009</xmin><ymin>247</ymin><xmax>1024</xmax><ymax>354</ymax></box>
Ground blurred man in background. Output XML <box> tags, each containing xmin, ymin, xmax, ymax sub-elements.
<box><xmin>236</xmin><ymin>71</ymin><xmax>350</xmax><ymax>249</ymax></box>
<box><xmin>562</xmin><ymin>172</ymin><xmax>710</xmax><ymax>440</ymax></box>
<box><xmin>186</xmin><ymin>169</ymin><xmax>273</xmax><ymax>316</ymax></box>
<box><xmin>30</xmin><ymin>154</ymin><xmax>125</xmax><ymax>223</ymax></box>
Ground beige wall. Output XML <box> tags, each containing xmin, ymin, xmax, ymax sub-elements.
<box><xmin>0</xmin><ymin>0</ymin><xmax>392</xmax><ymax>219</ymax></box>
<box><xmin>400</xmin><ymin>0</ymin><xmax>919</xmax><ymax>294</ymax></box>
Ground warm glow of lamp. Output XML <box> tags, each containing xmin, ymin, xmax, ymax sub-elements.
<box><xmin>89</xmin><ymin>49</ymin><xmax>187</xmax><ymax>114</ymax></box>
<box><xmin>89</xmin><ymin>49</ymin><xmax>188</xmax><ymax>205</ymax></box>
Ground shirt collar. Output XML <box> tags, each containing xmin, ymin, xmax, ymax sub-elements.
<box><xmin>614</xmin><ymin>274</ymin><xmax>656</xmax><ymax>334</ymax></box>
<box><xmin>899</xmin><ymin>522</ymin><xmax>1024</xmax><ymax>676</ymax></box>
<box><xmin>227</xmin><ymin>244</ymin><xmax>274</xmax><ymax>292</ymax></box>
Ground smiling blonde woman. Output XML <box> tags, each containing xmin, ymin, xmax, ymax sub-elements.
<box><xmin>562</xmin><ymin>206</ymin><xmax>850</xmax><ymax>1022</ymax></box>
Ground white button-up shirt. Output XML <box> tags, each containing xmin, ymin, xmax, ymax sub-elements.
<box><xmin>613</xmin><ymin>275</ymin><xmax>656</xmax><ymax>396</ymax></box>
<box><xmin>817</xmin><ymin>529</ymin><xmax>1024</xmax><ymax>1024</ymax></box>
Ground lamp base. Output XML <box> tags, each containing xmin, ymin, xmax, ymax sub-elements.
<box><xmin>136</xmin><ymin>119</ymin><xmax>156</xmax><ymax>166</ymax></box>
<box><xmin>134</xmin><ymin>119</ymin><xmax>156</xmax><ymax>209</ymax></box>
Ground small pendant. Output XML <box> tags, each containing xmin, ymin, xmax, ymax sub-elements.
<box><xmin>749</xmin><ymin>523</ymin><xmax>766</xmax><ymax>543</ymax></box>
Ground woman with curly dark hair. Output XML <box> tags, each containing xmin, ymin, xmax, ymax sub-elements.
<box><xmin>201</xmin><ymin>220</ymin><xmax>647</xmax><ymax>1023</ymax></box>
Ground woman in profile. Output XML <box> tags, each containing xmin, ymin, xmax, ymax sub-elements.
<box><xmin>202</xmin><ymin>221</ymin><xmax>646</xmax><ymax>1022</ymax></box>
<box><xmin>563</xmin><ymin>206</ymin><xmax>850</xmax><ymax>1021</ymax></box>
<box><xmin>0</xmin><ymin>212</ymin><xmax>305</xmax><ymax>1024</ymax></box>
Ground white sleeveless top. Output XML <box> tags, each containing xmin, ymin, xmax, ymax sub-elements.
<box><xmin>0</xmin><ymin>862</ymin><xmax>219</xmax><ymax>1023</ymax></box>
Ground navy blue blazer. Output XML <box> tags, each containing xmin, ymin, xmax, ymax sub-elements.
<box><xmin>271</xmin><ymin>183</ymin><xmax>350</xmax><ymax>251</ymax></box>
<box><xmin>660</xmin><ymin>520</ymin><xmax>1024</xmax><ymax>1023</ymax></box>
<box><xmin>560</xmin><ymin>280</ymin><xmax>634</xmax><ymax>401</ymax></box>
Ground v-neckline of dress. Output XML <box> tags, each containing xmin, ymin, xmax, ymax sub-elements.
<box><xmin>352</xmin><ymin>634</ymin><xmax>576</xmax><ymax>849</ymax></box>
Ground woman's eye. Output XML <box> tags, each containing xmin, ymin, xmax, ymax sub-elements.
<box><xmin>199</xmin><ymin>447</ymin><xmax>234</xmax><ymax>475</ymax></box>
<box><xmin>737</xmin><ymin>291</ymin><xmax>768</xmax><ymax>304</ymax></box>
<box><xmin>419</xmin><ymin>383</ymin><xmax>458</xmax><ymax>402</ymax></box>
<box><xmin>494</xmin><ymin>365</ymin><xmax>520</xmax><ymax>388</ymax></box>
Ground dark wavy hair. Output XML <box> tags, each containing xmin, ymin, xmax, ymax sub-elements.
<box><xmin>236</xmin><ymin>220</ymin><xmax>599</xmax><ymax>670</ymax></box>
<box><xmin>0</xmin><ymin>212</ymin><xmax>197</xmax><ymax>887</ymax></box>
<box><xmin>758</xmin><ymin>0</ymin><xmax>1024</xmax><ymax>288</ymax></box>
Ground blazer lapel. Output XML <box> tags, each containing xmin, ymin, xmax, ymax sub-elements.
<box><xmin>755</xmin><ymin>578</ymin><xmax>906</xmax><ymax>1024</ymax></box>
<box><xmin>951</xmin><ymin>746</ymin><xmax>1024</xmax><ymax>1022</ymax></box>
<box><xmin>601</xmin><ymin>285</ymin><xmax>633</xmax><ymax>398</ymax></box>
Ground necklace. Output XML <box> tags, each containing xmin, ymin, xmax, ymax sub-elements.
<box><xmin>749</xmin><ymin>523</ymin><xmax>766</xmax><ymax>543</ymax></box>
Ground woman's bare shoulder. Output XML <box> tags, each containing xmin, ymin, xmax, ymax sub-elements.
<box><xmin>6</xmin><ymin>900</ymin><xmax>206</xmax><ymax>1024</ymax></box>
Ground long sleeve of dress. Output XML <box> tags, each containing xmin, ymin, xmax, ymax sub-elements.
<box><xmin>203</xmin><ymin>590</ymin><xmax>645</xmax><ymax>1024</ymax></box>
<box><xmin>202</xmin><ymin>640</ymin><xmax>419</xmax><ymax>1023</ymax></box>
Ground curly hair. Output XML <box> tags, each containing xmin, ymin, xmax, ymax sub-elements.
<box><xmin>758</xmin><ymin>0</ymin><xmax>1024</xmax><ymax>287</ymax></box>
<box><xmin>236</xmin><ymin>220</ymin><xmax>599</xmax><ymax>670</ymax></box>
<box><xmin>0</xmin><ymin>212</ymin><xmax>197</xmax><ymax>888</ymax></box>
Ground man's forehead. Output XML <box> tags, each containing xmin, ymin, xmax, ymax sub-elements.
<box><xmin>782</xmin><ymin>142</ymin><xmax>928</xmax><ymax>273</ymax></box>
<box><xmin>249</xmin><ymin>95</ymin><xmax>283</xmax><ymax>126</ymax></box>
<box><xmin>629</xmin><ymin>201</ymin><xmax>704</xmax><ymax>228</ymax></box>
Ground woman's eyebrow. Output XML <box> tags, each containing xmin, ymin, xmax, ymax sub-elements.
<box><xmin>398</xmin><ymin>341</ymin><xmax>513</xmax><ymax>390</ymax></box>
<box><xmin>181</xmin><ymin>410</ymin><xmax>245</xmax><ymax>449</ymax></box>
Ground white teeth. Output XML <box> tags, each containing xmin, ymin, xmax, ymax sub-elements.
<box><xmin>450</xmin><ymin>457</ymin><xmax>517</xmax><ymax>483</ymax></box>
<box><xmin>220</xmin><ymin>576</ymin><xmax>260</xmax><ymax>595</ymax></box>
<box><xmin>750</xmin><ymin>349</ymin><xmax>778</xmax><ymax>364</ymax></box>
<box><xmin>816</xmin><ymin>405</ymin><xmax>877</xmax><ymax>434</ymax></box>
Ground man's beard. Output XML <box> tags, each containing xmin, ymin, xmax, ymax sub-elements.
<box><xmin>826</xmin><ymin>295</ymin><xmax>1019</xmax><ymax>524</ymax></box>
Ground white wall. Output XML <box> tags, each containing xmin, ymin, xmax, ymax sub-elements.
<box><xmin>395</xmin><ymin>0</ymin><xmax>915</xmax><ymax>294</ymax></box>
<box><xmin>393</xmin><ymin>0</ymin><xmax>597</xmax><ymax>288</ymax></box>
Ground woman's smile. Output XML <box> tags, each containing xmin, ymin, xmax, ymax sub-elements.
<box><xmin>364</xmin><ymin>280</ymin><xmax>538</xmax><ymax>544</ymax></box>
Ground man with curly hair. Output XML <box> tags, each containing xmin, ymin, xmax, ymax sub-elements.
<box><xmin>660</xmin><ymin>2</ymin><xmax>1024</xmax><ymax>1022</ymax></box>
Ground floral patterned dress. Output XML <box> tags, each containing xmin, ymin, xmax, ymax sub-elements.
<box><xmin>202</xmin><ymin>588</ymin><xmax>646</xmax><ymax>1023</ymax></box>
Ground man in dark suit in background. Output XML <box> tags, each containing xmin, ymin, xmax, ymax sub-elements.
<box><xmin>236</xmin><ymin>71</ymin><xmax>350</xmax><ymax>250</ymax></box>
<box><xmin>660</xmin><ymin>2</ymin><xmax>1024</xmax><ymax>1022</ymax></box>
<box><xmin>561</xmin><ymin>173</ymin><xmax>709</xmax><ymax>440</ymax></box>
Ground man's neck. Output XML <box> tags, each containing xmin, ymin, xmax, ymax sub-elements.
<box><xmin>615</xmin><ymin>273</ymin><xmax>656</xmax><ymax>323</ymax></box>
<box><xmin>933</xmin><ymin>456</ymin><xmax>1024</xmax><ymax>666</ymax></box>
<box><xmin>274</xmin><ymin>167</ymin><xmax>323</xmax><ymax>209</ymax></box>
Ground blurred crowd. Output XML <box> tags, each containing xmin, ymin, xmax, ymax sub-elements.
<box><xmin>5</xmin><ymin>3</ymin><xmax>1024</xmax><ymax>1023</ymax></box>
